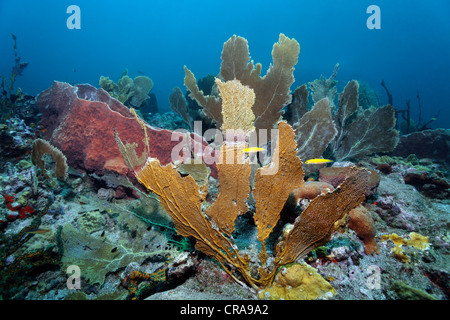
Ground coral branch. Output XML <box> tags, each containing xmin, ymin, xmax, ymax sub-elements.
<box><xmin>295</xmin><ymin>98</ymin><xmax>337</xmax><ymax>162</ymax></box>
<box><xmin>251</xmin><ymin>34</ymin><xmax>300</xmax><ymax>132</ymax></box>
<box><xmin>332</xmin><ymin>80</ymin><xmax>359</xmax><ymax>154</ymax></box>
<box><xmin>205</xmin><ymin>143</ymin><xmax>252</xmax><ymax>235</ymax></box>
<box><xmin>253</xmin><ymin>121</ymin><xmax>304</xmax><ymax>267</ymax></box>
<box><xmin>31</xmin><ymin>138</ymin><xmax>68</xmax><ymax>180</ymax></box>
<box><xmin>334</xmin><ymin>105</ymin><xmax>399</xmax><ymax>160</ymax></box>
<box><xmin>276</xmin><ymin>167</ymin><xmax>370</xmax><ymax>265</ymax></box>
<box><xmin>169</xmin><ymin>87</ymin><xmax>192</xmax><ymax>129</ymax></box>
<box><xmin>184</xmin><ymin>66</ymin><xmax>223</xmax><ymax>126</ymax></box>
<box><xmin>308</xmin><ymin>63</ymin><xmax>339</xmax><ymax>108</ymax></box>
<box><xmin>289</xmin><ymin>84</ymin><xmax>309</xmax><ymax>126</ymax></box>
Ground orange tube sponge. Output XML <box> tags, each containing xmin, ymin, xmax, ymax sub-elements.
<box><xmin>348</xmin><ymin>205</ymin><xmax>380</xmax><ymax>255</ymax></box>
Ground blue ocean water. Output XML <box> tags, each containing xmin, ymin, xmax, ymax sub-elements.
<box><xmin>1</xmin><ymin>0</ymin><xmax>449</xmax><ymax>128</ymax></box>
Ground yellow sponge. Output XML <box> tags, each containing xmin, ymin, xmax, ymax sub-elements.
<box><xmin>258</xmin><ymin>263</ymin><xmax>335</xmax><ymax>300</ymax></box>
<box><xmin>381</xmin><ymin>232</ymin><xmax>430</xmax><ymax>263</ymax></box>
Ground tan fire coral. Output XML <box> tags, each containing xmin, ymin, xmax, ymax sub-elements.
<box><xmin>115</xmin><ymin>78</ymin><xmax>369</xmax><ymax>292</ymax></box>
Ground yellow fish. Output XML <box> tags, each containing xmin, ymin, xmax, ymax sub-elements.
<box><xmin>241</xmin><ymin>147</ymin><xmax>266</xmax><ymax>153</ymax></box>
<box><xmin>304</xmin><ymin>158</ymin><xmax>333</xmax><ymax>165</ymax></box>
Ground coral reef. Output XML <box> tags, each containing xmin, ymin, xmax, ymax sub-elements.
<box><xmin>0</xmin><ymin>29</ymin><xmax>448</xmax><ymax>302</ymax></box>
<box><xmin>381</xmin><ymin>232</ymin><xmax>429</xmax><ymax>263</ymax></box>
<box><xmin>115</xmin><ymin>78</ymin><xmax>370</xmax><ymax>294</ymax></box>
<box><xmin>319</xmin><ymin>166</ymin><xmax>380</xmax><ymax>197</ymax></box>
<box><xmin>0</xmin><ymin>151</ymin><xmax>187</xmax><ymax>300</ymax></box>
<box><xmin>403</xmin><ymin>171</ymin><xmax>450</xmax><ymax>199</ymax></box>
<box><xmin>0</xmin><ymin>118</ymin><xmax>35</xmax><ymax>160</ymax></box>
<box><xmin>0</xmin><ymin>200</ymin><xmax>61</xmax><ymax>299</ymax></box>
<box><xmin>308</xmin><ymin>63</ymin><xmax>339</xmax><ymax>108</ymax></box>
<box><xmin>370</xmin><ymin>154</ymin><xmax>449</xmax><ymax>199</ymax></box>
<box><xmin>59</xmin><ymin>223</ymin><xmax>177</xmax><ymax>286</ymax></box>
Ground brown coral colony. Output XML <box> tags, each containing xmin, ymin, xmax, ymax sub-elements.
<box><xmin>115</xmin><ymin>33</ymin><xmax>394</xmax><ymax>292</ymax></box>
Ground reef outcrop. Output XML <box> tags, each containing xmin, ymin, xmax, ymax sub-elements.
<box><xmin>390</xmin><ymin>129</ymin><xmax>450</xmax><ymax>165</ymax></box>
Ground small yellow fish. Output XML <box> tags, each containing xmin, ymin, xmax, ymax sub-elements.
<box><xmin>304</xmin><ymin>158</ymin><xmax>333</xmax><ymax>165</ymax></box>
<box><xmin>241</xmin><ymin>147</ymin><xmax>266</xmax><ymax>153</ymax></box>
<box><xmin>26</xmin><ymin>228</ymin><xmax>51</xmax><ymax>234</ymax></box>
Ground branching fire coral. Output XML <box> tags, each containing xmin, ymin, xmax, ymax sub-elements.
<box><xmin>115</xmin><ymin>77</ymin><xmax>370</xmax><ymax>292</ymax></box>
